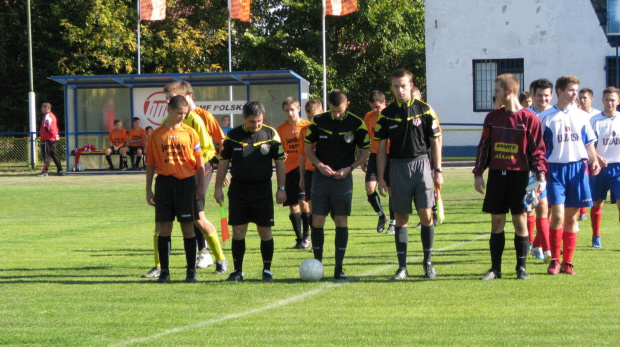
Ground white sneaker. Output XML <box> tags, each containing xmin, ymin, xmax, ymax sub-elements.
<box><xmin>196</xmin><ymin>248</ymin><xmax>214</xmax><ymax>268</ymax></box>
<box><xmin>543</xmin><ymin>250</ymin><xmax>552</xmax><ymax>264</ymax></box>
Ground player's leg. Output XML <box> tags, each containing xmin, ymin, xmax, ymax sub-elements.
<box><xmin>226</xmin><ymin>224</ymin><xmax>248</xmax><ymax>281</ymax></box>
<box><xmin>193</xmin><ymin>164</ymin><xmax>215</xmax><ymax>269</ymax></box>
<box><xmin>412</xmin><ymin>157</ymin><xmax>437</xmax><ymax>278</ymax></box>
<box><xmin>157</xmin><ymin>221</ymin><xmax>174</xmax><ymax>283</ymax></box>
<box><xmin>533</xmin><ymin>196</ymin><xmax>550</xmax><ymax>262</ymax></box>
<box><xmin>257</xmin><ymin>226</ymin><xmax>275</xmax><ymax>282</ymax></box>
<box><xmin>299</xmin><ymin>199</ymin><xmax>311</xmax><ymax>248</ymax></box>
<box><xmin>512</xmin><ymin>212</ymin><xmax>530</xmax><ymax>279</ymax></box>
<box><xmin>153</xmin><ymin>175</ymin><xmax>175</xmax><ymax>282</ymax></box>
<box><xmin>590</xmin><ymin>199</ymin><xmax>604</xmax><ymax>248</ymax></box>
<box><xmin>388</xmin><ymin>160</ymin><xmax>415</xmax><ymax>280</ymax></box>
<box><xmin>482</xmin><ymin>213</ymin><xmax>507</xmax><ymax>280</ymax></box>
<box><xmin>589</xmin><ymin>169</ymin><xmax>609</xmax><ymax>248</ymax></box>
<box><xmin>119</xmin><ymin>146</ymin><xmax>129</xmax><ymax>170</ymax></box>
<box><xmin>105</xmin><ymin>147</ymin><xmax>114</xmax><ymax>170</ymax></box>
<box><xmin>300</xmin><ymin>170</ymin><xmax>314</xmax><ymax>248</ymax></box>
<box><xmin>38</xmin><ymin>141</ymin><xmax>50</xmax><ymax>176</ymax></box>
<box><xmin>310</xmin><ymin>171</ymin><xmax>330</xmax><ymax>262</ymax></box>
<box><xmin>561</xmin><ymin>206</ymin><xmax>579</xmax><ymax>274</ymax></box>
<box><xmin>328</xmin><ymin>174</ymin><xmax>353</xmax><ymax>280</ymax></box>
<box><xmin>332</xmin><ymin>215</ymin><xmax>349</xmax><ymax>280</ymax></box>
<box><xmin>285</xmin><ymin>169</ymin><xmax>303</xmax><ymax>248</ymax></box>
<box><xmin>48</xmin><ymin>140</ymin><xmax>63</xmax><ymax>174</ymax></box>
<box><xmin>176</xmin><ymin>176</ymin><xmax>198</xmax><ymax>282</ymax></box>
<box><xmin>180</xmin><ymin>220</ymin><xmax>198</xmax><ymax>282</ymax></box>
<box><xmin>226</xmin><ymin>180</ymin><xmax>250</xmax><ymax>281</ymax></box>
<box><xmin>365</xmin><ymin>154</ymin><xmax>387</xmax><ymax>232</ymax></box>
<box><xmin>141</xmin><ymin>222</ymin><xmax>161</xmax><ymax>278</ymax></box>
<box><xmin>134</xmin><ymin>147</ymin><xmax>143</xmax><ymax>169</ymax></box>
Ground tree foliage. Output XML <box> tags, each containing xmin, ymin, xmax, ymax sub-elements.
<box><xmin>0</xmin><ymin>0</ymin><xmax>425</xmax><ymax>131</ymax></box>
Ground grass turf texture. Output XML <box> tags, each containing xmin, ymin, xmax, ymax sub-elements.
<box><xmin>1</xmin><ymin>169</ymin><xmax>618</xmax><ymax>346</ymax></box>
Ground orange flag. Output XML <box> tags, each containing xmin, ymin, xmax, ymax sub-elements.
<box><xmin>326</xmin><ymin>0</ymin><xmax>358</xmax><ymax>16</ymax></box>
<box><xmin>231</xmin><ymin>0</ymin><xmax>251</xmax><ymax>22</ymax></box>
<box><xmin>140</xmin><ymin>0</ymin><xmax>166</xmax><ymax>21</ymax></box>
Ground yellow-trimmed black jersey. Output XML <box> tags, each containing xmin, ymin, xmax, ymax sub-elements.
<box><xmin>220</xmin><ymin>124</ymin><xmax>285</xmax><ymax>182</ymax></box>
<box><xmin>305</xmin><ymin>110</ymin><xmax>370</xmax><ymax>170</ymax></box>
<box><xmin>374</xmin><ymin>99</ymin><xmax>441</xmax><ymax>159</ymax></box>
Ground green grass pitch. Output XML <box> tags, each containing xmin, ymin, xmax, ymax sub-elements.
<box><xmin>0</xmin><ymin>169</ymin><xmax>618</xmax><ymax>346</ymax></box>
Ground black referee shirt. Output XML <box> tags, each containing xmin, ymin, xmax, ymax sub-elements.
<box><xmin>219</xmin><ymin>124</ymin><xmax>285</xmax><ymax>182</ymax></box>
<box><xmin>305</xmin><ymin>110</ymin><xmax>370</xmax><ymax>171</ymax></box>
<box><xmin>374</xmin><ymin>99</ymin><xmax>441</xmax><ymax>159</ymax></box>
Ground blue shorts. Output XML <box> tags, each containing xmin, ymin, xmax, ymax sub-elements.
<box><xmin>589</xmin><ymin>163</ymin><xmax>620</xmax><ymax>203</ymax></box>
<box><xmin>547</xmin><ymin>161</ymin><xmax>593</xmax><ymax>208</ymax></box>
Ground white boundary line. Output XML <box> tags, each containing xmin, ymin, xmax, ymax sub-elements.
<box><xmin>111</xmin><ymin>233</ymin><xmax>489</xmax><ymax>347</ymax></box>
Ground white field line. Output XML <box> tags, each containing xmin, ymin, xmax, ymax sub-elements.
<box><xmin>110</xmin><ymin>233</ymin><xmax>489</xmax><ymax>347</ymax></box>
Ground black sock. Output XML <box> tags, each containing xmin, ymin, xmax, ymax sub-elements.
<box><xmin>389</xmin><ymin>199</ymin><xmax>395</xmax><ymax>222</ymax></box>
<box><xmin>194</xmin><ymin>225</ymin><xmax>206</xmax><ymax>251</ymax></box>
<box><xmin>334</xmin><ymin>227</ymin><xmax>348</xmax><ymax>273</ymax></box>
<box><xmin>395</xmin><ymin>226</ymin><xmax>408</xmax><ymax>268</ymax></box>
<box><xmin>231</xmin><ymin>238</ymin><xmax>246</xmax><ymax>272</ymax></box>
<box><xmin>135</xmin><ymin>156</ymin><xmax>141</xmax><ymax>168</ymax></box>
<box><xmin>289</xmin><ymin>212</ymin><xmax>302</xmax><ymax>241</ymax></box>
<box><xmin>514</xmin><ymin>234</ymin><xmax>529</xmax><ymax>270</ymax></box>
<box><xmin>183</xmin><ymin>236</ymin><xmax>197</xmax><ymax>271</ymax></box>
<box><xmin>490</xmin><ymin>231</ymin><xmax>505</xmax><ymax>273</ymax></box>
<box><xmin>261</xmin><ymin>238</ymin><xmax>274</xmax><ymax>271</ymax></box>
<box><xmin>105</xmin><ymin>155</ymin><xmax>113</xmax><ymax>168</ymax></box>
<box><xmin>121</xmin><ymin>156</ymin><xmax>128</xmax><ymax>168</ymax></box>
<box><xmin>367</xmin><ymin>192</ymin><xmax>384</xmax><ymax>217</ymax></box>
<box><xmin>158</xmin><ymin>236</ymin><xmax>171</xmax><ymax>270</ymax></box>
<box><xmin>311</xmin><ymin>226</ymin><xmax>324</xmax><ymax>262</ymax></box>
<box><xmin>420</xmin><ymin>224</ymin><xmax>434</xmax><ymax>263</ymax></box>
<box><xmin>301</xmin><ymin>212</ymin><xmax>311</xmax><ymax>239</ymax></box>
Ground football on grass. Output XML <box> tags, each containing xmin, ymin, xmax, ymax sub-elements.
<box><xmin>299</xmin><ymin>258</ymin><xmax>323</xmax><ymax>282</ymax></box>
<box><xmin>76</xmin><ymin>162</ymin><xmax>86</xmax><ymax>172</ymax></box>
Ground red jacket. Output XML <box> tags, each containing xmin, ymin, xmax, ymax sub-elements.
<box><xmin>40</xmin><ymin>112</ymin><xmax>59</xmax><ymax>141</ymax></box>
<box><xmin>473</xmin><ymin>107</ymin><xmax>546</xmax><ymax>176</ymax></box>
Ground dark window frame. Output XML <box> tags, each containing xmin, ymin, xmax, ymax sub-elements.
<box><xmin>472</xmin><ymin>58</ymin><xmax>524</xmax><ymax>112</ymax></box>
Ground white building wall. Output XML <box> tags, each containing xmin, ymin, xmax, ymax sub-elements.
<box><xmin>425</xmin><ymin>0</ymin><xmax>616</xmax><ymax>139</ymax></box>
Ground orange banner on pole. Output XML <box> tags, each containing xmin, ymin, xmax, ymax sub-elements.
<box><xmin>326</xmin><ymin>0</ymin><xmax>358</xmax><ymax>16</ymax></box>
<box><xmin>231</xmin><ymin>0</ymin><xmax>251</xmax><ymax>22</ymax></box>
<box><xmin>140</xmin><ymin>0</ymin><xmax>166</xmax><ymax>21</ymax></box>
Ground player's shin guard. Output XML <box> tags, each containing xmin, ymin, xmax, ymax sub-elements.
<box><xmin>562</xmin><ymin>232</ymin><xmax>577</xmax><ymax>264</ymax></box>
<box><xmin>420</xmin><ymin>225</ymin><xmax>434</xmax><ymax>263</ymax></box>
<box><xmin>194</xmin><ymin>225</ymin><xmax>207</xmax><ymax>251</ymax></box>
<box><xmin>105</xmin><ymin>155</ymin><xmax>113</xmax><ymax>168</ymax></box>
<box><xmin>121</xmin><ymin>156</ymin><xmax>128</xmax><ymax>169</ymax></box>
<box><xmin>260</xmin><ymin>238</ymin><xmax>274</xmax><ymax>271</ymax></box>
<box><xmin>549</xmin><ymin>228</ymin><xmax>563</xmax><ymax>260</ymax></box>
<box><xmin>591</xmin><ymin>206</ymin><xmax>602</xmax><ymax>238</ymax></box>
<box><xmin>489</xmin><ymin>232</ymin><xmax>505</xmax><ymax>272</ymax></box>
<box><xmin>395</xmin><ymin>226</ymin><xmax>408</xmax><ymax>268</ymax></box>
<box><xmin>311</xmin><ymin>226</ymin><xmax>324</xmax><ymax>262</ymax></box>
<box><xmin>183</xmin><ymin>236</ymin><xmax>197</xmax><ymax>270</ymax></box>
<box><xmin>231</xmin><ymin>238</ymin><xmax>246</xmax><ymax>272</ymax></box>
<box><xmin>514</xmin><ymin>235</ymin><xmax>529</xmax><ymax>270</ymax></box>
<box><xmin>158</xmin><ymin>236</ymin><xmax>171</xmax><ymax>270</ymax></box>
<box><xmin>289</xmin><ymin>212</ymin><xmax>303</xmax><ymax>241</ymax></box>
<box><xmin>367</xmin><ymin>192</ymin><xmax>384</xmax><ymax>217</ymax></box>
<box><xmin>301</xmin><ymin>212</ymin><xmax>311</xmax><ymax>239</ymax></box>
<box><xmin>334</xmin><ymin>227</ymin><xmax>348</xmax><ymax>273</ymax></box>
<box><xmin>527</xmin><ymin>215</ymin><xmax>535</xmax><ymax>244</ymax></box>
<box><xmin>536</xmin><ymin>218</ymin><xmax>551</xmax><ymax>251</ymax></box>
<box><xmin>205</xmin><ymin>231</ymin><xmax>226</xmax><ymax>261</ymax></box>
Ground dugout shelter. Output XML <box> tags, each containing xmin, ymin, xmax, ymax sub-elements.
<box><xmin>51</xmin><ymin>71</ymin><xmax>310</xmax><ymax>171</ymax></box>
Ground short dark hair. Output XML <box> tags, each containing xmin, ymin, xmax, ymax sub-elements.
<box><xmin>113</xmin><ymin>119</ymin><xmax>122</xmax><ymax>126</ymax></box>
<box><xmin>145</xmin><ymin>126</ymin><xmax>153</xmax><ymax>131</ymax></box>
<box><xmin>518</xmin><ymin>92</ymin><xmax>531</xmax><ymax>105</ymax></box>
<box><xmin>390</xmin><ymin>68</ymin><xmax>414</xmax><ymax>83</ymax></box>
<box><xmin>132</xmin><ymin>117</ymin><xmax>140</xmax><ymax>123</ymax></box>
<box><xmin>168</xmin><ymin>95</ymin><xmax>189</xmax><ymax>110</ymax></box>
<box><xmin>367</xmin><ymin>90</ymin><xmax>385</xmax><ymax>103</ymax></box>
<box><xmin>221</xmin><ymin>115</ymin><xmax>230</xmax><ymax>121</ymax></box>
<box><xmin>281</xmin><ymin>97</ymin><xmax>300</xmax><ymax>110</ymax></box>
<box><xmin>579</xmin><ymin>88</ymin><xmax>594</xmax><ymax>97</ymax></box>
<box><xmin>529</xmin><ymin>78</ymin><xmax>554</xmax><ymax>95</ymax></box>
<box><xmin>328</xmin><ymin>89</ymin><xmax>347</xmax><ymax>106</ymax></box>
<box><xmin>603</xmin><ymin>86</ymin><xmax>620</xmax><ymax>97</ymax></box>
<box><xmin>556</xmin><ymin>75</ymin><xmax>580</xmax><ymax>93</ymax></box>
<box><xmin>243</xmin><ymin>101</ymin><xmax>265</xmax><ymax>117</ymax></box>
<box><xmin>305</xmin><ymin>99</ymin><xmax>323</xmax><ymax>114</ymax></box>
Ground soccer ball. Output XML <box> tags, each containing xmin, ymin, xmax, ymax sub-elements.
<box><xmin>299</xmin><ymin>258</ymin><xmax>323</xmax><ymax>282</ymax></box>
<box><xmin>76</xmin><ymin>162</ymin><xmax>86</xmax><ymax>172</ymax></box>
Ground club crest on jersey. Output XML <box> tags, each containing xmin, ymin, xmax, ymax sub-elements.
<box><xmin>565</xmin><ymin>126</ymin><xmax>570</xmax><ymax>132</ymax></box>
<box><xmin>413</xmin><ymin>117</ymin><xmax>421</xmax><ymax>127</ymax></box>
<box><xmin>343</xmin><ymin>131</ymin><xmax>354</xmax><ymax>143</ymax></box>
<box><xmin>260</xmin><ymin>143</ymin><xmax>271</xmax><ymax>155</ymax></box>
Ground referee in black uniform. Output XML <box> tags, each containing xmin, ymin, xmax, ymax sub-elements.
<box><xmin>375</xmin><ymin>69</ymin><xmax>443</xmax><ymax>280</ymax></box>
<box><xmin>304</xmin><ymin>90</ymin><xmax>370</xmax><ymax>280</ymax></box>
<box><xmin>214</xmin><ymin>101</ymin><xmax>286</xmax><ymax>282</ymax></box>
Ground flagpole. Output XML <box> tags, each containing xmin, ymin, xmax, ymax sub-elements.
<box><xmin>322</xmin><ymin>0</ymin><xmax>327</xmax><ymax>111</ymax></box>
<box><xmin>27</xmin><ymin>0</ymin><xmax>37</xmax><ymax>169</ymax></box>
<box><xmin>137</xmin><ymin>0</ymin><xmax>141</xmax><ymax>74</ymax></box>
<box><xmin>228</xmin><ymin>0</ymin><xmax>234</xmax><ymax>127</ymax></box>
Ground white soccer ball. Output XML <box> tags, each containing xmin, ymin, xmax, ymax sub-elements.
<box><xmin>76</xmin><ymin>162</ymin><xmax>86</xmax><ymax>172</ymax></box>
<box><xmin>299</xmin><ymin>258</ymin><xmax>323</xmax><ymax>282</ymax></box>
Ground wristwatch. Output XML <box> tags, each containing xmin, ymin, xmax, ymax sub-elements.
<box><xmin>278</xmin><ymin>186</ymin><xmax>286</xmax><ymax>191</ymax></box>
<box><xmin>434</xmin><ymin>168</ymin><xmax>443</xmax><ymax>173</ymax></box>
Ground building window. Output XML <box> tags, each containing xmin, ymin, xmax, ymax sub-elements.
<box><xmin>472</xmin><ymin>58</ymin><xmax>524</xmax><ymax>112</ymax></box>
<box><xmin>606</xmin><ymin>56</ymin><xmax>620</xmax><ymax>87</ymax></box>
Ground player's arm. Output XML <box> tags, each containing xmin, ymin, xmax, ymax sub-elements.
<box><xmin>305</xmin><ymin>141</ymin><xmax>334</xmax><ymax>177</ymax></box>
<box><xmin>586</xmin><ymin>142</ymin><xmax>601</xmax><ymax>176</ymax></box>
<box><xmin>195</xmin><ymin>154</ymin><xmax>206</xmax><ymax>201</ymax></box>
<box><xmin>146</xmin><ymin>165</ymin><xmax>156</xmax><ymax>206</ymax></box>
<box><xmin>377</xmin><ymin>139</ymin><xmax>388</xmax><ymax>196</ymax></box>
<box><xmin>214</xmin><ymin>159</ymin><xmax>229</xmax><ymax>205</ymax></box>
<box><xmin>430</xmin><ymin>134</ymin><xmax>443</xmax><ymax>189</ymax></box>
<box><xmin>275</xmin><ymin>159</ymin><xmax>287</xmax><ymax>204</ymax></box>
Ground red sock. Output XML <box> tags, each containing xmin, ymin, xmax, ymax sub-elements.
<box><xmin>527</xmin><ymin>215</ymin><xmax>535</xmax><ymax>244</ymax></box>
<box><xmin>549</xmin><ymin>227</ymin><xmax>563</xmax><ymax>259</ymax></box>
<box><xmin>579</xmin><ymin>207</ymin><xmax>587</xmax><ymax>215</ymax></box>
<box><xmin>591</xmin><ymin>206</ymin><xmax>602</xmax><ymax>237</ymax></box>
<box><xmin>562</xmin><ymin>231</ymin><xmax>577</xmax><ymax>264</ymax></box>
<box><xmin>536</xmin><ymin>218</ymin><xmax>550</xmax><ymax>251</ymax></box>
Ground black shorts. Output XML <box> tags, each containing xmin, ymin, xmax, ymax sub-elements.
<box><xmin>154</xmin><ymin>175</ymin><xmax>195</xmax><ymax>223</ymax></box>
<box><xmin>108</xmin><ymin>146</ymin><xmax>126</xmax><ymax>154</ymax></box>
<box><xmin>228</xmin><ymin>179</ymin><xmax>274</xmax><ymax>227</ymax></box>
<box><xmin>483</xmin><ymin>170</ymin><xmax>529</xmax><ymax>215</ymax></box>
<box><xmin>284</xmin><ymin>168</ymin><xmax>302</xmax><ymax>206</ymax></box>
<box><xmin>302</xmin><ymin>170</ymin><xmax>314</xmax><ymax>201</ymax></box>
<box><xmin>365</xmin><ymin>153</ymin><xmax>390</xmax><ymax>186</ymax></box>
<box><xmin>128</xmin><ymin>146</ymin><xmax>143</xmax><ymax>155</ymax></box>
<box><xmin>311</xmin><ymin>170</ymin><xmax>353</xmax><ymax>216</ymax></box>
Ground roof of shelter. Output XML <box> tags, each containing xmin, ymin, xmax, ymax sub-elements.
<box><xmin>590</xmin><ymin>0</ymin><xmax>620</xmax><ymax>47</ymax></box>
<box><xmin>50</xmin><ymin>70</ymin><xmax>308</xmax><ymax>89</ymax></box>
